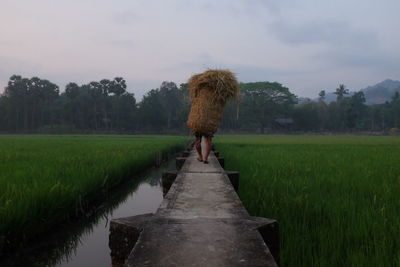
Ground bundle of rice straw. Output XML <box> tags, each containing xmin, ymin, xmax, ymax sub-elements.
<box><xmin>187</xmin><ymin>69</ymin><xmax>239</xmax><ymax>136</ymax></box>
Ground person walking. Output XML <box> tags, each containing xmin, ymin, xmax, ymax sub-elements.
<box><xmin>194</xmin><ymin>133</ymin><xmax>212</xmax><ymax>164</ymax></box>
<box><xmin>187</xmin><ymin>69</ymin><xmax>240</xmax><ymax>164</ymax></box>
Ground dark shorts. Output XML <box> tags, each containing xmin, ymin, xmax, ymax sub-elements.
<box><xmin>194</xmin><ymin>132</ymin><xmax>213</xmax><ymax>139</ymax></box>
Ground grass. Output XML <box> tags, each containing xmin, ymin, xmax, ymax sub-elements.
<box><xmin>215</xmin><ymin>135</ymin><xmax>400</xmax><ymax>267</ymax></box>
<box><xmin>0</xmin><ymin>135</ymin><xmax>187</xmax><ymax>243</ymax></box>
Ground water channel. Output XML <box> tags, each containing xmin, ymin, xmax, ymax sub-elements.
<box><xmin>2</xmin><ymin>158</ymin><xmax>175</xmax><ymax>267</ymax></box>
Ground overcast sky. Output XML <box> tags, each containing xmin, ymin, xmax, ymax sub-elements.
<box><xmin>1</xmin><ymin>0</ymin><xmax>399</xmax><ymax>99</ymax></box>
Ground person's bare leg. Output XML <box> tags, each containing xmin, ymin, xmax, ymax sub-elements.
<box><xmin>195</xmin><ymin>136</ymin><xmax>203</xmax><ymax>161</ymax></box>
<box><xmin>203</xmin><ymin>137</ymin><xmax>212</xmax><ymax>163</ymax></box>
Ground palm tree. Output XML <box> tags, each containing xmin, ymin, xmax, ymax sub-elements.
<box><xmin>318</xmin><ymin>90</ymin><xmax>326</xmax><ymax>102</ymax></box>
<box><xmin>334</xmin><ymin>84</ymin><xmax>349</xmax><ymax>102</ymax></box>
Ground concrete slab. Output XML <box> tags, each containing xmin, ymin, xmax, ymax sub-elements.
<box><xmin>180</xmin><ymin>152</ymin><xmax>224</xmax><ymax>173</ymax></box>
<box><xmin>110</xmin><ymin>147</ymin><xmax>279</xmax><ymax>267</ymax></box>
<box><xmin>157</xmin><ymin>172</ymin><xmax>248</xmax><ymax>219</ymax></box>
<box><xmin>125</xmin><ymin>217</ymin><xmax>277</xmax><ymax>267</ymax></box>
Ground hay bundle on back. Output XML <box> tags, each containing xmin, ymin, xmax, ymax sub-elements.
<box><xmin>187</xmin><ymin>69</ymin><xmax>239</xmax><ymax>135</ymax></box>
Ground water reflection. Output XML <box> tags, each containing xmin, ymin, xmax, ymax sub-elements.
<box><xmin>1</xmin><ymin>159</ymin><xmax>174</xmax><ymax>267</ymax></box>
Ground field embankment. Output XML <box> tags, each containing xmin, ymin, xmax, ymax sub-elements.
<box><xmin>215</xmin><ymin>135</ymin><xmax>400</xmax><ymax>267</ymax></box>
<box><xmin>0</xmin><ymin>135</ymin><xmax>186</xmax><ymax>246</ymax></box>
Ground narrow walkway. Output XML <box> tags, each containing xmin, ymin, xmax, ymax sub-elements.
<box><xmin>110</xmin><ymin>148</ymin><xmax>278</xmax><ymax>267</ymax></box>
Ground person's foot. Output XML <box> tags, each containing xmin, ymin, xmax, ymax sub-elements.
<box><xmin>197</xmin><ymin>157</ymin><xmax>203</xmax><ymax>162</ymax></box>
<box><xmin>203</xmin><ymin>160</ymin><xmax>209</xmax><ymax>164</ymax></box>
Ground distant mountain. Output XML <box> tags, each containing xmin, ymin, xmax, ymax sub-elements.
<box><xmin>360</xmin><ymin>79</ymin><xmax>400</xmax><ymax>104</ymax></box>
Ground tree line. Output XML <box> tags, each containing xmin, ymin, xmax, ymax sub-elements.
<box><xmin>291</xmin><ymin>85</ymin><xmax>400</xmax><ymax>133</ymax></box>
<box><xmin>0</xmin><ymin>75</ymin><xmax>399</xmax><ymax>134</ymax></box>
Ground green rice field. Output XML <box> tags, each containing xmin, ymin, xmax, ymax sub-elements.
<box><xmin>0</xmin><ymin>135</ymin><xmax>186</xmax><ymax>242</ymax></box>
<box><xmin>215</xmin><ymin>135</ymin><xmax>400</xmax><ymax>267</ymax></box>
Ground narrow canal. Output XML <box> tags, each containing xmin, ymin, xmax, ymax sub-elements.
<box><xmin>2</xmin><ymin>158</ymin><xmax>175</xmax><ymax>267</ymax></box>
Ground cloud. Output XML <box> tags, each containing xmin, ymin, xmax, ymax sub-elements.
<box><xmin>159</xmin><ymin>53</ymin><xmax>224</xmax><ymax>73</ymax></box>
<box><xmin>112</xmin><ymin>10</ymin><xmax>139</xmax><ymax>25</ymax></box>
<box><xmin>1</xmin><ymin>0</ymin><xmax>399</xmax><ymax>99</ymax></box>
<box><xmin>230</xmin><ymin>64</ymin><xmax>299</xmax><ymax>82</ymax></box>
<box><xmin>270</xmin><ymin>19</ymin><xmax>375</xmax><ymax>46</ymax></box>
<box><xmin>104</xmin><ymin>39</ymin><xmax>136</xmax><ymax>48</ymax></box>
<box><xmin>268</xmin><ymin>18</ymin><xmax>400</xmax><ymax>71</ymax></box>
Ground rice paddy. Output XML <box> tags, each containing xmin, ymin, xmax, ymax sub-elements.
<box><xmin>215</xmin><ymin>135</ymin><xmax>400</xmax><ymax>267</ymax></box>
<box><xmin>0</xmin><ymin>135</ymin><xmax>187</xmax><ymax>243</ymax></box>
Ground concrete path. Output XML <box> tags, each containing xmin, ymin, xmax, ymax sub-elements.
<box><xmin>110</xmin><ymin>148</ymin><xmax>278</xmax><ymax>267</ymax></box>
